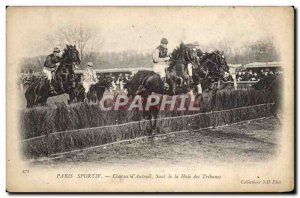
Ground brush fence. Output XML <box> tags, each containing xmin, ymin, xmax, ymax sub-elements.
<box><xmin>21</xmin><ymin>103</ymin><xmax>274</xmax><ymax>159</ymax></box>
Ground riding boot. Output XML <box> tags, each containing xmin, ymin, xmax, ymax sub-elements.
<box><xmin>49</xmin><ymin>81</ymin><xmax>58</xmax><ymax>95</ymax></box>
<box><xmin>189</xmin><ymin>76</ymin><xmax>194</xmax><ymax>84</ymax></box>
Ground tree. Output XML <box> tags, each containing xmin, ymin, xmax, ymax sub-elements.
<box><xmin>46</xmin><ymin>24</ymin><xmax>100</xmax><ymax>63</ymax></box>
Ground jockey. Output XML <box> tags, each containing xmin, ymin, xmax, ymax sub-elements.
<box><xmin>193</xmin><ymin>42</ymin><xmax>204</xmax><ymax>57</ymax></box>
<box><xmin>43</xmin><ymin>47</ymin><xmax>61</xmax><ymax>94</ymax></box>
<box><xmin>186</xmin><ymin>42</ymin><xmax>203</xmax><ymax>83</ymax></box>
<box><xmin>83</xmin><ymin>62</ymin><xmax>98</xmax><ymax>99</ymax></box>
<box><xmin>152</xmin><ymin>38</ymin><xmax>170</xmax><ymax>90</ymax></box>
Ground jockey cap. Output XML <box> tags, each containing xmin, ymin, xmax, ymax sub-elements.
<box><xmin>160</xmin><ymin>38</ymin><xmax>168</xmax><ymax>44</ymax></box>
<box><xmin>53</xmin><ymin>47</ymin><xmax>60</xmax><ymax>53</ymax></box>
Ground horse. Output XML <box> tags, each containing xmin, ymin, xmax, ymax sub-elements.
<box><xmin>24</xmin><ymin>77</ymin><xmax>51</xmax><ymax>107</ymax></box>
<box><xmin>125</xmin><ymin>43</ymin><xmax>231</xmax><ymax>134</ymax></box>
<box><xmin>25</xmin><ymin>45</ymin><xmax>81</xmax><ymax>108</ymax></box>
<box><xmin>73</xmin><ymin>74</ymin><xmax>113</xmax><ymax>103</ymax></box>
<box><xmin>252</xmin><ymin>74</ymin><xmax>283</xmax><ymax>123</ymax></box>
<box><xmin>19</xmin><ymin>75</ymin><xmax>37</xmax><ymax>92</ymax></box>
<box><xmin>166</xmin><ymin>42</ymin><xmax>195</xmax><ymax>94</ymax></box>
<box><xmin>86</xmin><ymin>75</ymin><xmax>113</xmax><ymax>103</ymax></box>
<box><xmin>192</xmin><ymin>51</ymin><xmax>231</xmax><ymax>93</ymax></box>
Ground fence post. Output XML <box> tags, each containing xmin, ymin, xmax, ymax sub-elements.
<box><xmin>232</xmin><ymin>73</ymin><xmax>237</xmax><ymax>90</ymax></box>
<box><xmin>211</xmin><ymin>85</ymin><xmax>217</xmax><ymax>129</ymax></box>
<box><xmin>45</xmin><ymin>132</ymin><xmax>52</xmax><ymax>157</ymax></box>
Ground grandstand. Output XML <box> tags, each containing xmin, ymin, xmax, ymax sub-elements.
<box><xmin>74</xmin><ymin>67</ymin><xmax>153</xmax><ymax>77</ymax></box>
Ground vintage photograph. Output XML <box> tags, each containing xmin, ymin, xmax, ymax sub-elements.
<box><xmin>6</xmin><ymin>7</ymin><xmax>294</xmax><ymax>192</ymax></box>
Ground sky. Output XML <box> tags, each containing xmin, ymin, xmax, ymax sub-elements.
<box><xmin>7</xmin><ymin>7</ymin><xmax>293</xmax><ymax>59</ymax></box>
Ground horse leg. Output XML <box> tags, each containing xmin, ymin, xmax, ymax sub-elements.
<box><xmin>25</xmin><ymin>88</ymin><xmax>34</xmax><ymax>108</ymax></box>
<box><xmin>34</xmin><ymin>94</ymin><xmax>41</xmax><ymax>105</ymax></box>
<box><xmin>169</xmin><ymin>78</ymin><xmax>176</xmax><ymax>95</ymax></box>
<box><xmin>26</xmin><ymin>98</ymin><xmax>34</xmax><ymax>108</ymax></box>
<box><xmin>41</xmin><ymin>99</ymin><xmax>48</xmax><ymax>106</ymax></box>
<box><xmin>211</xmin><ymin>85</ymin><xmax>217</xmax><ymax>129</ymax></box>
<box><xmin>180</xmin><ymin>77</ymin><xmax>184</xmax><ymax>87</ymax></box>
<box><xmin>152</xmin><ymin>109</ymin><xmax>159</xmax><ymax>135</ymax></box>
<box><xmin>68</xmin><ymin>88</ymin><xmax>75</xmax><ymax>104</ymax></box>
<box><xmin>172</xmin><ymin>83</ymin><xmax>176</xmax><ymax>95</ymax></box>
<box><xmin>56</xmin><ymin>75</ymin><xmax>65</xmax><ymax>92</ymax></box>
<box><xmin>143</xmin><ymin>111</ymin><xmax>152</xmax><ymax>136</ymax></box>
<box><xmin>79</xmin><ymin>88</ymin><xmax>85</xmax><ymax>102</ymax></box>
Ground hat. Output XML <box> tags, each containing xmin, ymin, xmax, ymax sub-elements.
<box><xmin>193</xmin><ymin>42</ymin><xmax>200</xmax><ymax>46</ymax></box>
<box><xmin>160</xmin><ymin>38</ymin><xmax>168</xmax><ymax>44</ymax></box>
<box><xmin>53</xmin><ymin>47</ymin><xmax>60</xmax><ymax>53</ymax></box>
<box><xmin>87</xmin><ymin>62</ymin><xmax>94</xmax><ymax>67</ymax></box>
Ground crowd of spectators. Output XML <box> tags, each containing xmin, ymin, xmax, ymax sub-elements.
<box><xmin>107</xmin><ymin>73</ymin><xmax>133</xmax><ymax>92</ymax></box>
<box><xmin>19</xmin><ymin>68</ymin><xmax>283</xmax><ymax>92</ymax></box>
<box><xmin>235</xmin><ymin>69</ymin><xmax>281</xmax><ymax>82</ymax></box>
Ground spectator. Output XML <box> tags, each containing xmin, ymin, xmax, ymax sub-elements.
<box><xmin>242</xmin><ymin>71</ymin><xmax>251</xmax><ymax>81</ymax></box>
<box><xmin>250</xmin><ymin>72</ymin><xmax>258</xmax><ymax>81</ymax></box>
<box><xmin>268</xmin><ymin>71</ymin><xmax>275</xmax><ymax>77</ymax></box>
<box><xmin>235</xmin><ymin>68</ymin><xmax>282</xmax><ymax>82</ymax></box>
<box><xmin>236</xmin><ymin>71</ymin><xmax>243</xmax><ymax>81</ymax></box>
<box><xmin>111</xmin><ymin>76</ymin><xmax>117</xmax><ymax>92</ymax></box>
<box><xmin>82</xmin><ymin>62</ymin><xmax>97</xmax><ymax>100</ymax></box>
<box><xmin>259</xmin><ymin>69</ymin><xmax>265</xmax><ymax>79</ymax></box>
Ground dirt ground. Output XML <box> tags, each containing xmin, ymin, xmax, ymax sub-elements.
<box><xmin>34</xmin><ymin>117</ymin><xmax>280</xmax><ymax>167</ymax></box>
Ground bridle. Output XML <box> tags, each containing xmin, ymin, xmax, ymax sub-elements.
<box><xmin>56</xmin><ymin>48</ymin><xmax>80</xmax><ymax>81</ymax></box>
<box><xmin>194</xmin><ymin>53</ymin><xmax>228</xmax><ymax>80</ymax></box>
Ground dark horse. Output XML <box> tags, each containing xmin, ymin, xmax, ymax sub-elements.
<box><xmin>125</xmin><ymin>43</ymin><xmax>230</xmax><ymax>134</ymax></box>
<box><xmin>252</xmin><ymin>74</ymin><xmax>283</xmax><ymax>123</ymax></box>
<box><xmin>25</xmin><ymin>45</ymin><xmax>81</xmax><ymax>108</ymax></box>
<box><xmin>72</xmin><ymin>74</ymin><xmax>113</xmax><ymax>103</ymax></box>
<box><xmin>192</xmin><ymin>51</ymin><xmax>231</xmax><ymax>94</ymax></box>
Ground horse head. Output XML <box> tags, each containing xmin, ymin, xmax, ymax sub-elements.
<box><xmin>97</xmin><ymin>75</ymin><xmax>114</xmax><ymax>90</ymax></box>
<box><xmin>170</xmin><ymin>42</ymin><xmax>196</xmax><ymax>66</ymax></box>
<box><xmin>213</xmin><ymin>51</ymin><xmax>230</xmax><ymax>80</ymax></box>
<box><xmin>198</xmin><ymin>51</ymin><xmax>230</xmax><ymax>81</ymax></box>
<box><xmin>60</xmin><ymin>44</ymin><xmax>81</xmax><ymax>68</ymax></box>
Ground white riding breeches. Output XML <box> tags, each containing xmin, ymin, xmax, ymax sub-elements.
<box><xmin>197</xmin><ymin>84</ymin><xmax>202</xmax><ymax>94</ymax></box>
<box><xmin>153</xmin><ymin>63</ymin><xmax>167</xmax><ymax>78</ymax></box>
<box><xmin>83</xmin><ymin>80</ymin><xmax>96</xmax><ymax>93</ymax></box>
<box><xmin>43</xmin><ymin>67</ymin><xmax>54</xmax><ymax>80</ymax></box>
<box><xmin>187</xmin><ymin>63</ymin><xmax>193</xmax><ymax>76</ymax></box>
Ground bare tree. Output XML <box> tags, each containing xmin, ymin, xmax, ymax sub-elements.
<box><xmin>46</xmin><ymin>24</ymin><xmax>100</xmax><ymax>63</ymax></box>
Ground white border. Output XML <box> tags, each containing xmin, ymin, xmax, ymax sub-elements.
<box><xmin>1</xmin><ymin>1</ymin><xmax>298</xmax><ymax>197</ymax></box>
